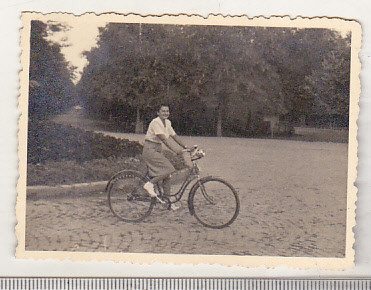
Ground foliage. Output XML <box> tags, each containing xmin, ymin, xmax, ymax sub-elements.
<box><xmin>28</xmin><ymin>20</ymin><xmax>75</xmax><ymax>120</ymax></box>
<box><xmin>26</xmin><ymin>119</ymin><xmax>186</xmax><ymax>186</ymax></box>
<box><xmin>27</xmin><ymin>156</ymin><xmax>143</xmax><ymax>186</ymax></box>
<box><xmin>27</xmin><ymin>120</ymin><xmax>142</xmax><ymax>164</ymax></box>
<box><xmin>303</xmin><ymin>33</ymin><xmax>351</xmax><ymax>127</ymax></box>
<box><xmin>77</xmin><ymin>24</ymin><xmax>352</xmax><ymax>135</ymax></box>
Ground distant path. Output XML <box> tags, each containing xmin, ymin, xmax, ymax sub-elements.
<box><xmin>54</xmin><ymin>108</ymin><xmax>147</xmax><ymax>144</ymax></box>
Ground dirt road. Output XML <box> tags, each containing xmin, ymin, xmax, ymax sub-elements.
<box><xmin>25</xmin><ymin>134</ymin><xmax>347</xmax><ymax>257</ymax></box>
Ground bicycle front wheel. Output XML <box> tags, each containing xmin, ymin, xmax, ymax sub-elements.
<box><xmin>190</xmin><ymin>177</ymin><xmax>240</xmax><ymax>229</ymax></box>
<box><xmin>107</xmin><ymin>170</ymin><xmax>155</xmax><ymax>222</ymax></box>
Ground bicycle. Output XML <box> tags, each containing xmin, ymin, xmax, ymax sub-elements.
<box><xmin>106</xmin><ymin>145</ymin><xmax>240</xmax><ymax>229</ymax></box>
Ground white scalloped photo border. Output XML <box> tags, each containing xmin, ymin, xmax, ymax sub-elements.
<box><xmin>16</xmin><ymin>12</ymin><xmax>361</xmax><ymax>270</ymax></box>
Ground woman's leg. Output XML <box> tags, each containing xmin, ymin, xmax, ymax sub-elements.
<box><xmin>143</xmin><ymin>173</ymin><xmax>172</xmax><ymax>202</ymax></box>
<box><xmin>149</xmin><ymin>173</ymin><xmax>171</xmax><ymax>195</ymax></box>
<box><xmin>161</xmin><ymin>176</ymin><xmax>171</xmax><ymax>196</ymax></box>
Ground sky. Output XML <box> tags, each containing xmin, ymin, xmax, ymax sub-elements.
<box><xmin>47</xmin><ymin>20</ymin><xmax>107</xmax><ymax>83</ymax></box>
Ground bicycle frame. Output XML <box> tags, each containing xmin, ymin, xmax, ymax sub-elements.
<box><xmin>157</xmin><ymin>146</ymin><xmax>205</xmax><ymax>202</ymax></box>
<box><xmin>159</xmin><ymin>164</ymin><xmax>200</xmax><ymax>204</ymax></box>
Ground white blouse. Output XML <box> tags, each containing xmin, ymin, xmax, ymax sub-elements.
<box><xmin>145</xmin><ymin>117</ymin><xmax>176</xmax><ymax>143</ymax></box>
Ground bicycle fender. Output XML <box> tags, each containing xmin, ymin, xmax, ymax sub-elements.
<box><xmin>105</xmin><ymin>170</ymin><xmax>148</xmax><ymax>192</ymax></box>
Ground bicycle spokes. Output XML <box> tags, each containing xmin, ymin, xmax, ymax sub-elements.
<box><xmin>190</xmin><ymin>178</ymin><xmax>240</xmax><ymax>229</ymax></box>
<box><xmin>107</xmin><ymin>171</ymin><xmax>155</xmax><ymax>222</ymax></box>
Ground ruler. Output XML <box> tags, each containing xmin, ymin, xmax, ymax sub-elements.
<box><xmin>0</xmin><ymin>278</ymin><xmax>370</xmax><ymax>289</ymax></box>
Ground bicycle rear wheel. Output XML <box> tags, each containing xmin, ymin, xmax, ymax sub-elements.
<box><xmin>107</xmin><ymin>170</ymin><xmax>155</xmax><ymax>222</ymax></box>
<box><xmin>190</xmin><ymin>177</ymin><xmax>240</xmax><ymax>229</ymax></box>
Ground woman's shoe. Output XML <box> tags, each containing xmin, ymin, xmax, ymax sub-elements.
<box><xmin>170</xmin><ymin>204</ymin><xmax>180</xmax><ymax>211</ymax></box>
<box><xmin>143</xmin><ymin>182</ymin><xmax>165</xmax><ymax>204</ymax></box>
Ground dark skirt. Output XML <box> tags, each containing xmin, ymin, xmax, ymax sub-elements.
<box><xmin>142</xmin><ymin>141</ymin><xmax>175</xmax><ymax>178</ymax></box>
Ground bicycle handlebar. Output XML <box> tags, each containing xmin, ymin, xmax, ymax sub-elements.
<box><xmin>183</xmin><ymin>145</ymin><xmax>205</xmax><ymax>161</ymax></box>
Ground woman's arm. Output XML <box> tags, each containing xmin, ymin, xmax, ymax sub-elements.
<box><xmin>171</xmin><ymin>134</ymin><xmax>187</xmax><ymax>149</ymax></box>
<box><xmin>157</xmin><ymin>134</ymin><xmax>183</xmax><ymax>154</ymax></box>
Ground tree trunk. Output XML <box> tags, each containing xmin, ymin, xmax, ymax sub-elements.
<box><xmin>216</xmin><ymin>108</ymin><xmax>222</xmax><ymax>137</ymax></box>
<box><xmin>300</xmin><ymin>115</ymin><xmax>306</xmax><ymax>127</ymax></box>
<box><xmin>134</xmin><ymin>107</ymin><xmax>143</xmax><ymax>134</ymax></box>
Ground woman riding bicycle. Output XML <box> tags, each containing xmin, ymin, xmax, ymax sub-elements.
<box><xmin>107</xmin><ymin>104</ymin><xmax>239</xmax><ymax>227</ymax></box>
<box><xmin>142</xmin><ymin>104</ymin><xmax>190</xmax><ymax>202</ymax></box>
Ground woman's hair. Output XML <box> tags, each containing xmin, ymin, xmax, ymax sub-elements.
<box><xmin>156</xmin><ymin>104</ymin><xmax>170</xmax><ymax>112</ymax></box>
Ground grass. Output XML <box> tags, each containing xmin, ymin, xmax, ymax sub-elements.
<box><xmin>27</xmin><ymin>156</ymin><xmax>145</xmax><ymax>186</ymax></box>
<box><xmin>292</xmin><ymin>127</ymin><xmax>348</xmax><ymax>143</ymax></box>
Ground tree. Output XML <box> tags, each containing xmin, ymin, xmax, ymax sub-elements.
<box><xmin>78</xmin><ymin>23</ymin><xmax>348</xmax><ymax>136</ymax></box>
<box><xmin>250</xmin><ymin>27</ymin><xmax>342</xmax><ymax>124</ymax></box>
<box><xmin>78</xmin><ymin>23</ymin><xmax>179</xmax><ymax>133</ymax></box>
<box><xmin>304</xmin><ymin>33</ymin><xmax>351</xmax><ymax>127</ymax></box>
<box><xmin>28</xmin><ymin>20</ymin><xmax>75</xmax><ymax>120</ymax></box>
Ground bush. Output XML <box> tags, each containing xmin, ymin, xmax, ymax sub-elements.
<box><xmin>27</xmin><ymin>156</ymin><xmax>145</xmax><ymax>186</ymax></box>
<box><xmin>27</xmin><ymin>120</ymin><xmax>142</xmax><ymax>164</ymax></box>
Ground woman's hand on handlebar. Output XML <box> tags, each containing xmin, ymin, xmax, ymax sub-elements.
<box><xmin>183</xmin><ymin>145</ymin><xmax>198</xmax><ymax>152</ymax></box>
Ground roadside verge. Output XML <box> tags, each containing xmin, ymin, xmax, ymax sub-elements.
<box><xmin>27</xmin><ymin>181</ymin><xmax>107</xmax><ymax>199</ymax></box>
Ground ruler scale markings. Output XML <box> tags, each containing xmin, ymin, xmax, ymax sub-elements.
<box><xmin>152</xmin><ymin>277</ymin><xmax>156</xmax><ymax>290</ymax></box>
<box><xmin>2</xmin><ymin>278</ymin><xmax>371</xmax><ymax>289</ymax></box>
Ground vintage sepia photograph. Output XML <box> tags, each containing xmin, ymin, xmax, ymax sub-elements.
<box><xmin>16</xmin><ymin>13</ymin><xmax>360</xmax><ymax>269</ymax></box>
